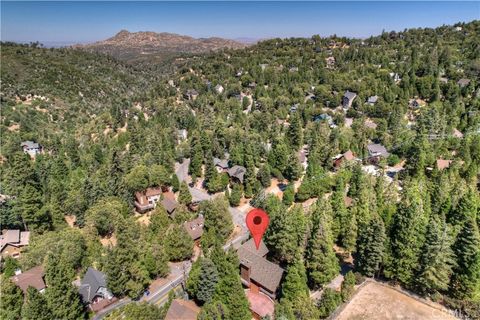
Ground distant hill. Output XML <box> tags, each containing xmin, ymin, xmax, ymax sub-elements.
<box><xmin>74</xmin><ymin>30</ymin><xmax>247</xmax><ymax>64</ymax></box>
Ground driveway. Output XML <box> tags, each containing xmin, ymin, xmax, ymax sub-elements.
<box><xmin>175</xmin><ymin>158</ymin><xmax>190</xmax><ymax>183</ymax></box>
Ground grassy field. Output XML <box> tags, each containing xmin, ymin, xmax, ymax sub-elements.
<box><xmin>335</xmin><ymin>281</ymin><xmax>458</xmax><ymax>320</ymax></box>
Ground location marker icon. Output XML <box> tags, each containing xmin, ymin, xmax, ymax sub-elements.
<box><xmin>246</xmin><ymin>208</ymin><xmax>270</xmax><ymax>250</ymax></box>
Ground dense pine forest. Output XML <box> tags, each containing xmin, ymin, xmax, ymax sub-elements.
<box><xmin>1</xmin><ymin>20</ymin><xmax>479</xmax><ymax>320</ymax></box>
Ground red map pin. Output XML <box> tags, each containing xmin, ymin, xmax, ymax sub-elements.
<box><xmin>246</xmin><ymin>208</ymin><xmax>270</xmax><ymax>250</ymax></box>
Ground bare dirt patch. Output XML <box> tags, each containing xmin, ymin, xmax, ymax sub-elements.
<box><xmin>335</xmin><ymin>281</ymin><xmax>457</xmax><ymax>320</ymax></box>
<box><xmin>7</xmin><ymin>123</ymin><xmax>20</xmax><ymax>132</ymax></box>
<box><xmin>136</xmin><ymin>211</ymin><xmax>152</xmax><ymax>226</ymax></box>
<box><xmin>100</xmin><ymin>233</ymin><xmax>117</xmax><ymax>247</ymax></box>
<box><xmin>65</xmin><ymin>215</ymin><xmax>77</xmax><ymax>228</ymax></box>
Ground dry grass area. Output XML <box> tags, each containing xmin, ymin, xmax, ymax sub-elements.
<box><xmin>335</xmin><ymin>281</ymin><xmax>457</xmax><ymax>320</ymax></box>
<box><xmin>136</xmin><ymin>211</ymin><xmax>152</xmax><ymax>226</ymax></box>
<box><xmin>65</xmin><ymin>215</ymin><xmax>77</xmax><ymax>228</ymax></box>
<box><xmin>7</xmin><ymin>123</ymin><xmax>20</xmax><ymax>131</ymax></box>
<box><xmin>100</xmin><ymin>233</ymin><xmax>117</xmax><ymax>247</ymax></box>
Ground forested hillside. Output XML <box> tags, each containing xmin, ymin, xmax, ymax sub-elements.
<box><xmin>1</xmin><ymin>20</ymin><xmax>479</xmax><ymax>320</ymax></box>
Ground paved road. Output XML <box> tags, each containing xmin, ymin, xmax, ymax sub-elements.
<box><xmin>175</xmin><ymin>159</ymin><xmax>190</xmax><ymax>183</ymax></box>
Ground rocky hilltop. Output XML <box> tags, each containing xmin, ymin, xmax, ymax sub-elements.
<box><xmin>74</xmin><ymin>30</ymin><xmax>247</xmax><ymax>63</ymax></box>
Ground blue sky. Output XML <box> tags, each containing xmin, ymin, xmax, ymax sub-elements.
<box><xmin>1</xmin><ymin>1</ymin><xmax>479</xmax><ymax>44</ymax></box>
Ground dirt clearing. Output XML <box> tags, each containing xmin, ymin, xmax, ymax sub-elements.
<box><xmin>335</xmin><ymin>281</ymin><xmax>457</xmax><ymax>320</ymax></box>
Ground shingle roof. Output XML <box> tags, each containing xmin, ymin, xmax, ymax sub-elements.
<box><xmin>344</xmin><ymin>91</ymin><xmax>357</xmax><ymax>100</ymax></box>
<box><xmin>79</xmin><ymin>267</ymin><xmax>108</xmax><ymax>303</ymax></box>
<box><xmin>11</xmin><ymin>266</ymin><xmax>45</xmax><ymax>294</ymax></box>
<box><xmin>436</xmin><ymin>159</ymin><xmax>453</xmax><ymax>170</ymax></box>
<box><xmin>162</xmin><ymin>197</ymin><xmax>178</xmax><ymax>214</ymax></box>
<box><xmin>2</xmin><ymin>230</ymin><xmax>20</xmax><ymax>243</ymax></box>
<box><xmin>21</xmin><ymin>141</ymin><xmax>40</xmax><ymax>149</ymax></box>
<box><xmin>343</xmin><ymin>150</ymin><xmax>355</xmax><ymax>161</ymax></box>
<box><xmin>367</xmin><ymin>95</ymin><xmax>378</xmax><ymax>104</ymax></box>
<box><xmin>367</xmin><ymin>143</ymin><xmax>389</xmax><ymax>157</ymax></box>
<box><xmin>1</xmin><ymin>230</ymin><xmax>30</xmax><ymax>252</ymax></box>
<box><xmin>165</xmin><ymin>299</ymin><xmax>200</xmax><ymax>320</ymax></box>
<box><xmin>184</xmin><ymin>216</ymin><xmax>204</xmax><ymax>240</ymax></box>
<box><xmin>228</xmin><ymin>165</ymin><xmax>246</xmax><ymax>183</ymax></box>
<box><xmin>457</xmin><ymin>78</ymin><xmax>471</xmax><ymax>87</ymax></box>
<box><xmin>213</xmin><ymin>158</ymin><xmax>229</xmax><ymax>169</ymax></box>
<box><xmin>238</xmin><ymin>239</ymin><xmax>284</xmax><ymax>293</ymax></box>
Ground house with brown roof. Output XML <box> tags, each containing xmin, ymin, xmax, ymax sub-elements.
<box><xmin>436</xmin><ymin>159</ymin><xmax>453</xmax><ymax>170</ymax></box>
<box><xmin>134</xmin><ymin>187</ymin><xmax>162</xmax><ymax>213</ymax></box>
<box><xmin>11</xmin><ymin>266</ymin><xmax>46</xmax><ymax>294</ymax></box>
<box><xmin>1</xmin><ymin>229</ymin><xmax>30</xmax><ymax>259</ymax></box>
<box><xmin>333</xmin><ymin>150</ymin><xmax>356</xmax><ymax>170</ymax></box>
<box><xmin>457</xmin><ymin>78</ymin><xmax>471</xmax><ymax>88</ymax></box>
<box><xmin>184</xmin><ymin>216</ymin><xmax>204</xmax><ymax>243</ymax></box>
<box><xmin>134</xmin><ymin>187</ymin><xmax>178</xmax><ymax>215</ymax></box>
<box><xmin>164</xmin><ymin>299</ymin><xmax>200</xmax><ymax>320</ymax></box>
<box><xmin>237</xmin><ymin>239</ymin><xmax>284</xmax><ymax>300</ymax></box>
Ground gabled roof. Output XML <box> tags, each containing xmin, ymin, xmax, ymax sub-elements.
<box><xmin>343</xmin><ymin>91</ymin><xmax>357</xmax><ymax>100</ymax></box>
<box><xmin>162</xmin><ymin>197</ymin><xmax>178</xmax><ymax>214</ymax></box>
<box><xmin>79</xmin><ymin>267</ymin><xmax>108</xmax><ymax>303</ymax></box>
<box><xmin>184</xmin><ymin>216</ymin><xmax>204</xmax><ymax>240</ymax></box>
<box><xmin>457</xmin><ymin>78</ymin><xmax>471</xmax><ymax>87</ymax></box>
<box><xmin>367</xmin><ymin>95</ymin><xmax>378</xmax><ymax>103</ymax></box>
<box><xmin>12</xmin><ymin>266</ymin><xmax>45</xmax><ymax>294</ymax></box>
<box><xmin>367</xmin><ymin>143</ymin><xmax>389</xmax><ymax>157</ymax></box>
<box><xmin>165</xmin><ymin>299</ymin><xmax>200</xmax><ymax>320</ymax></box>
<box><xmin>436</xmin><ymin>159</ymin><xmax>453</xmax><ymax>170</ymax></box>
<box><xmin>238</xmin><ymin>239</ymin><xmax>283</xmax><ymax>293</ymax></box>
<box><xmin>213</xmin><ymin>158</ymin><xmax>229</xmax><ymax>169</ymax></box>
<box><xmin>343</xmin><ymin>150</ymin><xmax>355</xmax><ymax>161</ymax></box>
<box><xmin>228</xmin><ymin>165</ymin><xmax>246</xmax><ymax>183</ymax></box>
<box><xmin>21</xmin><ymin>141</ymin><xmax>40</xmax><ymax>149</ymax></box>
<box><xmin>1</xmin><ymin>230</ymin><xmax>30</xmax><ymax>251</ymax></box>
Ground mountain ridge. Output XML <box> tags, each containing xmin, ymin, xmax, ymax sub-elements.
<box><xmin>74</xmin><ymin>29</ymin><xmax>247</xmax><ymax>64</ymax></box>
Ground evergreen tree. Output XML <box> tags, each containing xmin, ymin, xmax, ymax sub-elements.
<box><xmin>416</xmin><ymin>213</ymin><xmax>456</xmax><ymax>295</ymax></box>
<box><xmin>179</xmin><ymin>181</ymin><xmax>192</xmax><ymax>205</ymax></box>
<box><xmin>305</xmin><ymin>201</ymin><xmax>339</xmax><ymax>288</ymax></box>
<box><xmin>318</xmin><ymin>288</ymin><xmax>342</xmax><ymax>318</ymax></box>
<box><xmin>164</xmin><ymin>224</ymin><xmax>194</xmax><ymax>261</ymax></box>
<box><xmin>229</xmin><ymin>183</ymin><xmax>243</xmax><ymax>206</ymax></box>
<box><xmin>14</xmin><ymin>184</ymin><xmax>49</xmax><ymax>232</ymax></box>
<box><xmin>265</xmin><ymin>202</ymin><xmax>306</xmax><ymax>263</ymax></box>
<box><xmin>341</xmin><ymin>271</ymin><xmax>356</xmax><ymax>302</ymax></box>
<box><xmin>449</xmin><ymin>189</ymin><xmax>478</xmax><ymax>228</ymax></box>
<box><xmin>287</xmin><ymin>113</ymin><xmax>303</xmax><ymax>150</ymax></box>
<box><xmin>198</xmin><ymin>300</ymin><xmax>229</xmax><ymax>320</ymax></box>
<box><xmin>196</xmin><ymin>258</ymin><xmax>219</xmax><ymax>304</ymax></box>
<box><xmin>384</xmin><ymin>180</ymin><xmax>428</xmax><ymax>287</ymax></box>
<box><xmin>200</xmin><ymin>197</ymin><xmax>234</xmax><ymax>243</ymax></box>
<box><xmin>44</xmin><ymin>253</ymin><xmax>85</xmax><ymax>320</ymax></box>
<box><xmin>331</xmin><ymin>177</ymin><xmax>349</xmax><ymax>242</ymax></box>
<box><xmin>281</xmin><ymin>257</ymin><xmax>309</xmax><ymax>301</ymax></box>
<box><xmin>355</xmin><ymin>214</ymin><xmax>386</xmax><ymax>277</ymax></box>
<box><xmin>282</xmin><ymin>183</ymin><xmax>295</xmax><ymax>206</ymax></box>
<box><xmin>22</xmin><ymin>287</ymin><xmax>52</xmax><ymax>320</ymax></box>
<box><xmin>0</xmin><ymin>279</ymin><xmax>23</xmax><ymax>320</ymax></box>
<box><xmin>213</xmin><ymin>252</ymin><xmax>250</xmax><ymax>320</ymax></box>
<box><xmin>257</xmin><ymin>164</ymin><xmax>271</xmax><ymax>188</ymax></box>
<box><xmin>450</xmin><ymin>216</ymin><xmax>480</xmax><ymax>300</ymax></box>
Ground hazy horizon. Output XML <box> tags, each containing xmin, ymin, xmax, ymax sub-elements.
<box><xmin>1</xmin><ymin>1</ymin><xmax>479</xmax><ymax>46</ymax></box>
